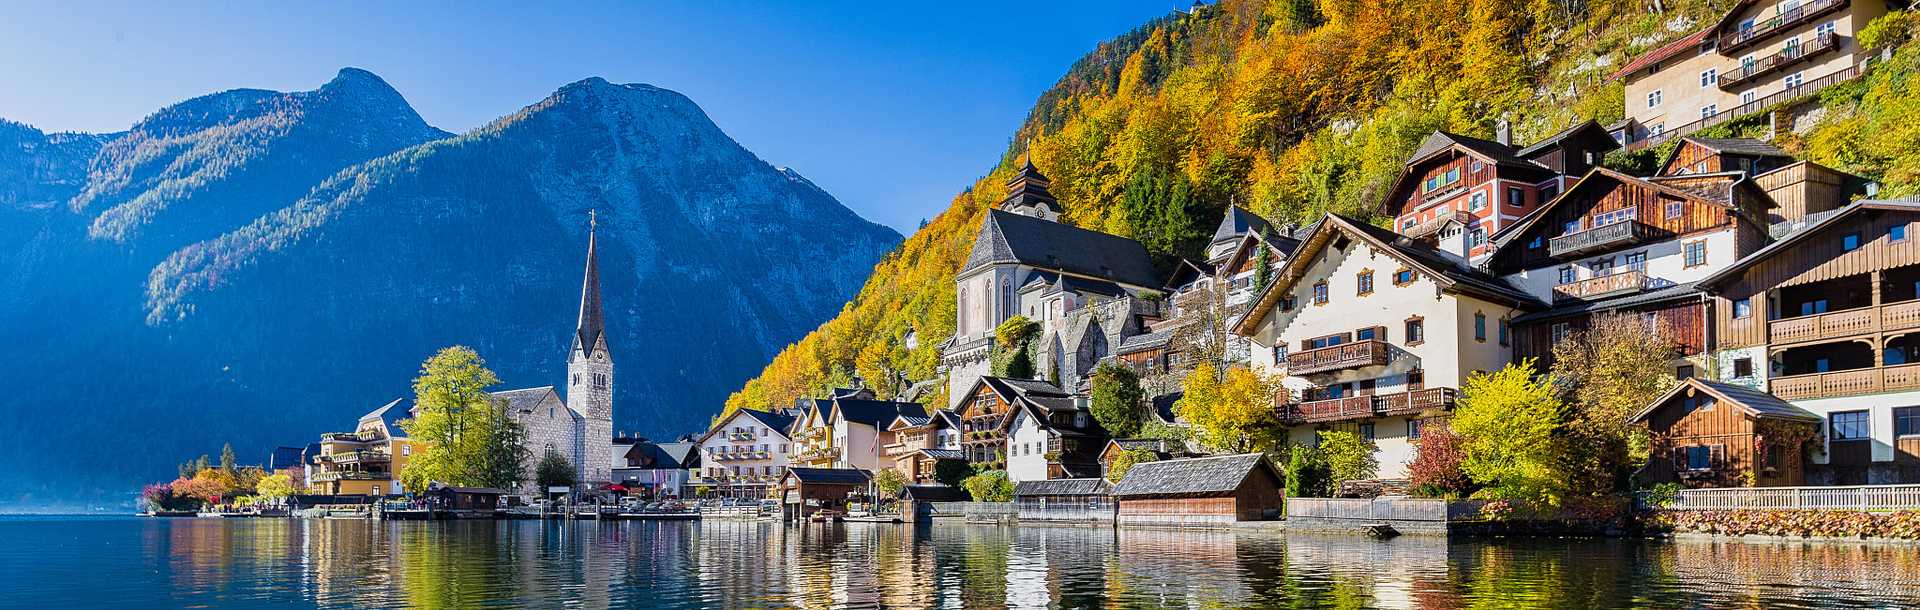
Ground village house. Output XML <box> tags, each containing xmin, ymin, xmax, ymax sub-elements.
<box><xmin>940</xmin><ymin>161</ymin><xmax>1166</xmax><ymax>406</ymax></box>
<box><xmin>611</xmin><ymin>435</ymin><xmax>700</xmax><ymax>499</ymax></box>
<box><xmin>788</xmin><ymin>388</ymin><xmax>926</xmax><ymax>472</ymax></box>
<box><xmin>881</xmin><ymin>410</ymin><xmax>965</xmax><ymax>484</ymax></box>
<box><xmin>695</xmin><ymin>408</ymin><xmax>797</xmax><ymax>499</ymax></box>
<box><xmin>1611</xmin><ymin>0</ymin><xmax>1891</xmax><ymax>149</ymax></box>
<box><xmin>1112</xmin><ymin>453</ymin><xmax>1285</xmax><ymax>525</ymax></box>
<box><xmin>779</xmin><ymin>467</ymin><xmax>870</xmax><ymax>521</ymax></box>
<box><xmin>1233</xmin><ymin>214</ymin><xmax>1538</xmax><ymax>479</ymax></box>
<box><xmin>1380</xmin><ymin>123</ymin><xmax>1619</xmax><ymax>263</ymax></box>
<box><xmin>1690</xmin><ymin>199</ymin><xmax>1920</xmax><ymax>485</ymax></box>
<box><xmin>1629</xmin><ymin>377</ymin><xmax>1822</xmax><ymax>487</ymax></box>
<box><xmin>1482</xmin><ymin>161</ymin><xmax>1779</xmax><ymax>373</ymax></box>
<box><xmin>308</xmin><ymin>399</ymin><xmax>418</xmax><ymax>497</ymax></box>
<box><xmin>953</xmin><ymin>376</ymin><xmax>1108</xmax><ymax>482</ymax></box>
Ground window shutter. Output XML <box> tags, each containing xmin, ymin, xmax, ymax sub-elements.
<box><xmin>1373</xmin><ymin>326</ymin><xmax>1387</xmax><ymax>342</ymax></box>
<box><xmin>1672</xmin><ymin>447</ymin><xmax>1687</xmax><ymax>470</ymax></box>
<box><xmin>1710</xmin><ymin>444</ymin><xmax>1727</xmax><ymax>469</ymax></box>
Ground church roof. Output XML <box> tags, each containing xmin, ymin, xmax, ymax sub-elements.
<box><xmin>1001</xmin><ymin>158</ymin><xmax>1063</xmax><ymax>215</ymax></box>
<box><xmin>575</xmin><ymin>216</ymin><xmax>607</xmax><ymax>356</ymax></box>
<box><xmin>961</xmin><ymin>209</ymin><xmax>1161</xmax><ymax>289</ymax></box>
<box><xmin>1212</xmin><ymin>205</ymin><xmax>1275</xmax><ymax>245</ymax></box>
<box><xmin>493</xmin><ymin>386</ymin><xmax>558</xmax><ymax>415</ymax></box>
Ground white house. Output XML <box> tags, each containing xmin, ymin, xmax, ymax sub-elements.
<box><xmin>695</xmin><ymin>408</ymin><xmax>799</xmax><ymax>498</ymax></box>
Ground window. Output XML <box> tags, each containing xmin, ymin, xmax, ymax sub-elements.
<box><xmin>1841</xmin><ymin>232</ymin><xmax>1861</xmax><ymax>251</ymax></box>
<box><xmin>1733</xmin><ymin>357</ymin><xmax>1754</xmax><ymax>378</ymax></box>
<box><xmin>1676</xmin><ymin>365</ymin><xmax>1695</xmax><ymax>379</ymax></box>
<box><xmin>1733</xmin><ymin>298</ymin><xmax>1753</xmax><ymax>319</ymax></box>
<box><xmin>1424</xmin><ymin>167</ymin><xmax>1463</xmax><ymax>192</ymax></box>
<box><xmin>1551</xmin><ymin>323</ymin><xmax>1572</xmax><ymax>344</ymax></box>
<box><xmin>1357</xmin><ymin>270</ymin><xmax>1375</xmax><ymax>295</ymax></box>
<box><xmin>1272</xmin><ymin>344</ymin><xmax>1287</xmax><ymax>362</ymax></box>
<box><xmin>1558</xmin><ymin>266</ymin><xmax>1577</xmax><ymax>285</ymax></box>
<box><xmin>1355</xmin><ymin>326</ymin><xmax>1381</xmax><ymax>340</ymax></box>
<box><xmin>1893</xmin><ymin>224</ymin><xmax>1909</xmax><ymax>243</ymax></box>
<box><xmin>1312</xmin><ymin>281</ymin><xmax>1329</xmax><ymax>305</ymax></box>
<box><xmin>1407</xmin><ymin>368</ymin><xmax>1425</xmax><ymax>390</ymax></box>
<box><xmin>1816</xmin><ymin>21</ymin><xmax>1837</xmax><ymax>38</ymax></box>
<box><xmin>1562</xmin><ymin>219</ymin><xmax>1582</xmax><ymax>236</ymax></box>
<box><xmin>1647</xmin><ymin>89</ymin><xmax>1663</xmax><ymax>108</ymax></box>
<box><xmin>1623</xmin><ymin>251</ymin><xmax>1647</xmax><ymax>273</ymax></box>
<box><xmin>1469</xmin><ymin>192</ymin><xmax>1487</xmax><ymax>212</ymax></box>
<box><xmin>1896</xmin><ymin>407</ymin><xmax>1920</xmax><ymax>437</ymax></box>
<box><xmin>1498</xmin><ymin>319</ymin><xmax>1510</xmax><ymax>346</ymax></box>
<box><xmin>1701</xmin><ymin>105</ymin><xmax>1718</xmax><ymax>119</ymax></box>
<box><xmin>1741</xmin><ymin>90</ymin><xmax>1757</xmax><ymax>105</ymax></box>
<box><xmin>1594</xmin><ymin>208</ymin><xmax>1634</xmax><ymax>227</ymax></box>
<box><xmin>1306</xmin><ymin>333</ymin><xmax>1348</xmax><ymax>349</ymax></box>
<box><xmin>1466</xmin><ymin>228</ymin><xmax>1487</xmax><ymax>248</ymax></box>
<box><xmin>1683</xmin><ymin>241</ymin><xmax>1707</xmax><ymax>267</ymax></box>
<box><xmin>1784</xmin><ymin>72</ymin><xmax>1804</xmax><ymax>89</ymax></box>
<box><xmin>1700</xmin><ymin>69</ymin><xmax>1717</xmax><ymax>87</ymax></box>
<box><xmin>1528</xmin><ymin>236</ymin><xmax>1543</xmax><ymax>250</ymax></box>
<box><xmin>1650</xmin><ymin>123</ymin><xmax>1666</xmax><ymax>136</ymax></box>
<box><xmin>1408</xmin><ymin>419</ymin><xmax>1424</xmax><ymax>441</ymax></box>
<box><xmin>1507</xmin><ymin>187</ymin><xmax>1524</xmax><ymax>208</ymax></box>
<box><xmin>1471</xmin><ymin>159</ymin><xmax>1486</xmax><ymax>173</ymax></box>
<box><xmin>1590</xmin><ymin>258</ymin><xmax>1615</xmax><ymax>276</ymax></box>
<box><xmin>1393</xmin><ymin>268</ymin><xmax>1416</xmax><ymax>286</ymax></box>
<box><xmin>1831</xmin><ymin>411</ymin><xmax>1871</xmax><ymax>441</ymax></box>
<box><xmin>1359</xmin><ymin>423</ymin><xmax>1376</xmax><ymax>441</ymax></box>
<box><xmin>1405</xmin><ymin>317</ymin><xmax>1425</xmax><ymax>345</ymax></box>
<box><xmin>1280</xmin><ymin>297</ymin><xmax>1296</xmax><ymax>311</ymax></box>
<box><xmin>1474</xmin><ymin>312</ymin><xmax>1487</xmax><ymax>342</ymax></box>
<box><xmin>402</xmin><ymin>445</ymin><xmax>412</xmax><ymax>456</ymax></box>
<box><xmin>1800</xmin><ymin>299</ymin><xmax>1830</xmax><ymax>316</ymax></box>
<box><xmin>1685</xmin><ymin>446</ymin><xmax>1713</xmax><ymax>470</ymax></box>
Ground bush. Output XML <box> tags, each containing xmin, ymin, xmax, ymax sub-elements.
<box><xmin>1317</xmin><ymin>430</ymin><xmax>1378</xmax><ymax>486</ymax></box>
<box><xmin>1407</xmin><ymin>422</ymin><xmax>1473</xmax><ymax>498</ymax></box>
<box><xmin>1645</xmin><ymin>509</ymin><xmax>1920</xmax><ymax>540</ymax></box>
<box><xmin>1453</xmin><ymin>362</ymin><xmax>1571</xmax><ymax>506</ymax></box>
<box><xmin>1284</xmin><ymin>445</ymin><xmax>1331</xmax><ymax>498</ymax></box>
<box><xmin>961</xmin><ymin>470</ymin><xmax>1014</xmax><ymax>502</ymax></box>
<box><xmin>535</xmin><ymin>452</ymin><xmax>576</xmax><ymax>490</ymax></box>
<box><xmin>872</xmin><ymin>469</ymin><xmax>907</xmax><ymax>500</ymax></box>
<box><xmin>933</xmin><ymin>460</ymin><xmax>973</xmax><ymax>488</ymax></box>
<box><xmin>1089</xmin><ymin>363</ymin><xmax>1146</xmax><ymax>438</ymax></box>
<box><xmin>1106</xmin><ymin>448</ymin><xmax>1160</xmax><ymax>483</ymax></box>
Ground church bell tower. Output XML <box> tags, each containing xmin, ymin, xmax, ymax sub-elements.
<box><xmin>569</xmin><ymin>211</ymin><xmax>615</xmax><ymax>483</ymax></box>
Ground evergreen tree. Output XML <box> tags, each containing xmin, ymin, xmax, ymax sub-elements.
<box><xmin>1252</xmin><ymin>230</ymin><xmax>1275</xmax><ymax>293</ymax></box>
<box><xmin>535</xmin><ymin>452</ymin><xmax>576</xmax><ymax>491</ymax></box>
<box><xmin>1089</xmin><ymin>363</ymin><xmax>1146</xmax><ymax>438</ymax></box>
<box><xmin>219</xmin><ymin>444</ymin><xmax>236</xmax><ymax>472</ymax></box>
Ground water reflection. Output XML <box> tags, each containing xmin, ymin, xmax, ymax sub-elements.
<box><xmin>6</xmin><ymin>516</ymin><xmax>1920</xmax><ymax>608</ymax></box>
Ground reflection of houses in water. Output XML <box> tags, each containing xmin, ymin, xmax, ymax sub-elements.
<box><xmin>1285</xmin><ymin>532</ymin><xmax>1450</xmax><ymax>608</ymax></box>
<box><xmin>1666</xmin><ymin>539</ymin><xmax>1920</xmax><ymax>604</ymax></box>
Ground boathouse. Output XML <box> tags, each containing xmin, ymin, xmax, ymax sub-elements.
<box><xmin>780</xmin><ymin>467</ymin><xmax>870</xmax><ymax>521</ymax></box>
<box><xmin>1112</xmin><ymin>453</ymin><xmax>1284</xmax><ymax>525</ymax></box>
<box><xmin>897</xmin><ymin>484</ymin><xmax>970</xmax><ymax>521</ymax></box>
<box><xmin>1013</xmin><ymin>478</ymin><xmax>1115</xmax><ymax>523</ymax></box>
<box><xmin>1629</xmin><ymin>377</ymin><xmax>1822</xmax><ymax>487</ymax></box>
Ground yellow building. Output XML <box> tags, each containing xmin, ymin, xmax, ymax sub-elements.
<box><xmin>309</xmin><ymin>399</ymin><xmax>419</xmax><ymax>496</ymax></box>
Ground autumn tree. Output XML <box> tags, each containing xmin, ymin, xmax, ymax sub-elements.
<box><xmin>1176</xmin><ymin>363</ymin><xmax>1283</xmax><ymax>453</ymax></box>
<box><xmin>1089</xmin><ymin>362</ymin><xmax>1146</xmax><ymax>438</ymax></box>
<box><xmin>873</xmin><ymin>469</ymin><xmax>908</xmax><ymax>502</ymax></box>
<box><xmin>1452</xmin><ymin>362</ymin><xmax>1570</xmax><ymax>505</ymax></box>
<box><xmin>1106</xmin><ymin>448</ymin><xmax>1160</xmax><ymax>483</ymax></box>
<box><xmin>255</xmin><ymin>473</ymin><xmax>295</xmax><ymax>501</ymax></box>
<box><xmin>1318</xmin><ymin>430</ymin><xmax>1379</xmax><ymax>487</ymax></box>
<box><xmin>1168</xmin><ymin>279</ymin><xmax>1242</xmax><ymax>376</ymax></box>
<box><xmin>962</xmin><ymin>469</ymin><xmax>1014</xmax><ymax>502</ymax></box>
<box><xmin>1552</xmin><ymin>313</ymin><xmax>1675</xmax><ymax>496</ymax></box>
<box><xmin>1407</xmin><ymin>421</ymin><xmax>1473</xmax><ymax>498</ymax></box>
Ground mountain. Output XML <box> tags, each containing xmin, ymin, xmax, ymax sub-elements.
<box><xmin>0</xmin><ymin>70</ymin><xmax>898</xmax><ymax>508</ymax></box>
<box><xmin>723</xmin><ymin>0</ymin><xmax>1920</xmax><ymax>413</ymax></box>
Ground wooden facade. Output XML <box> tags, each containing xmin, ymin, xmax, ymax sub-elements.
<box><xmin>1754</xmin><ymin>161</ymin><xmax>1865</xmax><ymax>224</ymax></box>
<box><xmin>956</xmin><ymin>382</ymin><xmax>1010</xmax><ymax>464</ymax></box>
<box><xmin>1112</xmin><ymin>454</ymin><xmax>1286</xmax><ymax>526</ymax></box>
<box><xmin>1489</xmin><ymin>169</ymin><xmax>1770</xmax><ymax>273</ymax></box>
<box><xmin>1512</xmin><ymin>298</ymin><xmax>1709</xmax><ymax>365</ymax></box>
<box><xmin>1632</xmin><ymin>380</ymin><xmax>1817</xmax><ymax>488</ymax></box>
<box><xmin>1706</xmin><ymin>205</ymin><xmax>1920</xmax><ymax>350</ymax></box>
<box><xmin>1116</xmin><ymin>474</ymin><xmax>1283</xmax><ymax>525</ymax></box>
<box><xmin>1659</xmin><ymin>139</ymin><xmax>1793</xmax><ymax>177</ymax></box>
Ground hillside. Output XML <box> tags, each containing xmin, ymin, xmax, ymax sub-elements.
<box><xmin>725</xmin><ymin>0</ymin><xmax>1920</xmax><ymax>414</ymax></box>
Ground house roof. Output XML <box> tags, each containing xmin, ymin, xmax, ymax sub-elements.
<box><xmin>1115</xmin><ymin>328</ymin><xmax>1173</xmax><ymax>354</ymax></box>
<box><xmin>1698</xmin><ymin>200</ymin><xmax>1920</xmax><ymax>290</ymax></box>
<box><xmin>1113</xmin><ymin>453</ymin><xmax>1277</xmax><ymax>498</ymax></box>
<box><xmin>358</xmin><ymin>398</ymin><xmax>411</xmax><ymax>438</ymax></box>
<box><xmin>1104</xmin><ymin>438</ymin><xmax>1193</xmax><ymax>459</ymax></box>
<box><xmin>736</xmin><ymin>408</ymin><xmax>798</xmax><ymax>436</ymax></box>
<box><xmin>624</xmin><ymin>441</ymin><xmax>699</xmax><ymax>469</ymax></box>
<box><xmin>1486</xmin><ymin>167</ymin><xmax>1773</xmax><ymax>268</ymax></box>
<box><xmin>657</xmin><ymin>441</ymin><xmax>699</xmax><ymax>466</ymax></box>
<box><xmin>916</xmin><ymin>448</ymin><xmax>966</xmax><ymax>461</ymax></box>
<box><xmin>1515</xmin><ymin>119</ymin><xmax>1618</xmax><ymax>159</ymax></box>
<box><xmin>1610</xmin><ymin>26</ymin><xmax>1715</xmax><ymax>81</ymax></box>
<box><xmin>265</xmin><ymin>446</ymin><xmax>306</xmax><ymax>471</ymax></box>
<box><xmin>887</xmin><ymin>414</ymin><xmax>932</xmax><ymax>431</ymax></box>
<box><xmin>1509</xmin><ymin>282</ymin><xmax>1704</xmax><ymax>324</ymax></box>
<box><xmin>1164</xmin><ymin>258</ymin><xmax>1217</xmax><ymax>290</ymax></box>
<box><xmin>1233</xmin><ymin>214</ymin><xmax>1538</xmax><ymax>336</ymax></box>
<box><xmin>961</xmin><ymin>208</ymin><xmax>1162</xmax><ymax>289</ymax></box>
<box><xmin>833</xmin><ymin>398</ymin><xmax>927</xmax><ymax>427</ymax></box>
<box><xmin>1014</xmin><ymin>478</ymin><xmax>1113</xmax><ymax>497</ymax></box>
<box><xmin>1677</xmin><ymin>136</ymin><xmax>1792</xmax><ymax>159</ymax></box>
<box><xmin>1212</xmin><ymin>205</ymin><xmax>1276</xmax><ymax>245</ymax></box>
<box><xmin>1408</xmin><ymin>131</ymin><xmax>1540</xmax><ymax>172</ymax></box>
<box><xmin>785</xmin><ymin>467</ymin><xmax>871</xmax><ymax>485</ymax></box>
<box><xmin>935</xmin><ymin>409</ymin><xmax>962</xmax><ymax>429</ymax></box>
<box><xmin>897</xmin><ymin>484</ymin><xmax>970</xmax><ymax>502</ymax></box>
<box><xmin>1629</xmin><ymin>378</ymin><xmax>1821</xmax><ymax>424</ymax></box>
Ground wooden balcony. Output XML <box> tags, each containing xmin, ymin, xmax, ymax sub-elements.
<box><xmin>1719</xmin><ymin>32</ymin><xmax>1839</xmax><ymax>90</ymax></box>
<box><xmin>1769</xmin><ymin>300</ymin><xmax>1920</xmax><ymax>346</ymax></box>
<box><xmin>1548</xmin><ymin>221</ymin><xmax>1655</xmax><ymax>258</ymax></box>
<box><xmin>328</xmin><ymin>450</ymin><xmax>390</xmax><ymax>465</ymax></box>
<box><xmin>1278</xmin><ymin>388</ymin><xmax>1458</xmax><ymax>425</ymax></box>
<box><xmin>1403</xmin><ymin>211</ymin><xmax>1472</xmax><ymax>240</ymax></box>
<box><xmin>1552</xmin><ymin>270</ymin><xmax>1649</xmax><ymax>303</ymax></box>
<box><xmin>1287</xmin><ymin>340</ymin><xmax>1390</xmax><ymax>375</ymax></box>
<box><xmin>1718</xmin><ymin>0</ymin><xmax>1848</xmax><ymax>53</ymax></box>
<box><xmin>1770</xmin><ymin>364</ymin><xmax>1920</xmax><ymax>401</ymax></box>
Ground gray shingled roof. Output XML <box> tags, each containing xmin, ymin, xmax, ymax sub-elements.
<box><xmin>1015</xmin><ymin>478</ymin><xmax>1113</xmax><ymax>497</ymax></box>
<box><xmin>962</xmin><ymin>209</ymin><xmax>1161</xmax><ymax>289</ymax></box>
<box><xmin>1515</xmin><ymin>119</ymin><xmax>1615</xmax><ymax>158</ymax></box>
<box><xmin>1115</xmin><ymin>328</ymin><xmax>1173</xmax><ymax>354</ymax></box>
<box><xmin>1685</xmin><ymin>136</ymin><xmax>1791</xmax><ymax>159</ymax></box>
<box><xmin>1113</xmin><ymin>453</ymin><xmax>1275</xmax><ymax>498</ymax></box>
<box><xmin>1410</xmin><ymin>131</ymin><xmax>1547</xmax><ymax>173</ymax></box>
<box><xmin>835</xmin><ymin>398</ymin><xmax>927</xmax><ymax>426</ymax></box>
<box><xmin>1339</xmin><ymin>216</ymin><xmax>1541</xmax><ymax>306</ymax></box>
<box><xmin>785</xmin><ymin>467</ymin><xmax>871</xmax><ymax>485</ymax></box>
<box><xmin>1212</xmin><ymin>206</ymin><xmax>1275</xmax><ymax>245</ymax></box>
<box><xmin>1510</xmin><ymin>282</ymin><xmax>1702</xmax><ymax>324</ymax></box>
<box><xmin>492</xmin><ymin>387</ymin><xmax>555</xmax><ymax>414</ymax></box>
<box><xmin>917</xmin><ymin>448</ymin><xmax>966</xmax><ymax>461</ymax></box>
<box><xmin>1630</xmin><ymin>378</ymin><xmax>1820</xmax><ymax>423</ymax></box>
<box><xmin>898</xmin><ymin>484</ymin><xmax>970</xmax><ymax>501</ymax></box>
<box><xmin>737</xmin><ymin>408</ymin><xmax>798</xmax><ymax>435</ymax></box>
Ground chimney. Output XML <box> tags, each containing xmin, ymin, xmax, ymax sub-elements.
<box><xmin>1495</xmin><ymin>119</ymin><xmax>1512</xmax><ymax>147</ymax></box>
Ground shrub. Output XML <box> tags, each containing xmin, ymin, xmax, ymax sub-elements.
<box><xmin>933</xmin><ymin>459</ymin><xmax>973</xmax><ymax>488</ymax></box>
<box><xmin>1318</xmin><ymin>430</ymin><xmax>1378</xmax><ymax>486</ymax></box>
<box><xmin>961</xmin><ymin>470</ymin><xmax>1014</xmax><ymax>502</ymax></box>
<box><xmin>1453</xmin><ymin>362</ymin><xmax>1570</xmax><ymax>506</ymax></box>
<box><xmin>1645</xmin><ymin>509</ymin><xmax>1920</xmax><ymax>540</ymax></box>
<box><xmin>1089</xmin><ymin>362</ymin><xmax>1146</xmax><ymax>438</ymax></box>
<box><xmin>1407</xmin><ymin>422</ymin><xmax>1473</xmax><ymax>498</ymax></box>
<box><xmin>1284</xmin><ymin>445</ymin><xmax>1331</xmax><ymax>498</ymax></box>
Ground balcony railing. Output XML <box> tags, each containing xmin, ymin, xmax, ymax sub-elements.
<box><xmin>1770</xmin><ymin>364</ymin><xmax>1920</xmax><ymax>400</ymax></box>
<box><xmin>1548</xmin><ymin>221</ymin><xmax>1655</xmax><ymax>258</ymax></box>
<box><xmin>1718</xmin><ymin>0</ymin><xmax>1848</xmax><ymax>53</ymax></box>
<box><xmin>1720</xmin><ymin>32</ymin><xmax>1839</xmax><ymax>90</ymax></box>
<box><xmin>727</xmin><ymin>430</ymin><xmax>755</xmax><ymax>441</ymax></box>
<box><xmin>1552</xmin><ymin>270</ymin><xmax>1650</xmax><ymax>303</ymax></box>
<box><xmin>311</xmin><ymin>471</ymin><xmax>384</xmax><ymax>483</ymax></box>
<box><xmin>1287</xmin><ymin>340</ymin><xmax>1390</xmax><ymax>375</ymax></box>
<box><xmin>326</xmin><ymin>450</ymin><xmax>390</xmax><ymax>465</ymax></box>
<box><xmin>1769</xmin><ymin>300</ymin><xmax>1920</xmax><ymax>345</ymax></box>
<box><xmin>1278</xmin><ymin>388</ymin><xmax>1458</xmax><ymax>425</ymax></box>
<box><xmin>323</xmin><ymin>432</ymin><xmax>373</xmax><ymax>443</ymax></box>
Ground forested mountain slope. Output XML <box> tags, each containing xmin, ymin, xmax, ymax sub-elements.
<box><xmin>725</xmin><ymin>0</ymin><xmax>1920</xmax><ymax>414</ymax></box>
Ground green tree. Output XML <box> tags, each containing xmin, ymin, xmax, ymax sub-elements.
<box><xmin>1252</xmin><ymin>231</ymin><xmax>1275</xmax><ymax>293</ymax></box>
<box><xmin>1284</xmin><ymin>445</ymin><xmax>1331</xmax><ymax>498</ymax></box>
<box><xmin>220</xmin><ymin>443</ymin><xmax>236</xmax><ymax>472</ymax></box>
<box><xmin>1317</xmin><ymin>430</ymin><xmax>1379</xmax><ymax>487</ymax></box>
<box><xmin>1089</xmin><ymin>362</ymin><xmax>1146</xmax><ymax>438</ymax></box>
<box><xmin>399</xmin><ymin>346</ymin><xmax>510</xmax><ymax>491</ymax></box>
<box><xmin>535</xmin><ymin>452</ymin><xmax>576</xmax><ymax>491</ymax></box>
<box><xmin>1453</xmin><ymin>362</ymin><xmax>1570</xmax><ymax>506</ymax></box>
<box><xmin>961</xmin><ymin>469</ymin><xmax>1014</xmax><ymax>502</ymax></box>
<box><xmin>1552</xmin><ymin>313</ymin><xmax>1674</xmax><ymax>496</ymax></box>
<box><xmin>1176</xmin><ymin>363</ymin><xmax>1283</xmax><ymax>453</ymax></box>
<box><xmin>991</xmin><ymin>316</ymin><xmax>1041</xmax><ymax>378</ymax></box>
<box><xmin>475</xmin><ymin>403</ymin><xmax>531</xmax><ymax>490</ymax></box>
<box><xmin>873</xmin><ymin>469</ymin><xmax>908</xmax><ymax>500</ymax></box>
<box><xmin>933</xmin><ymin>460</ymin><xmax>973</xmax><ymax>489</ymax></box>
<box><xmin>1106</xmin><ymin>448</ymin><xmax>1160</xmax><ymax>483</ymax></box>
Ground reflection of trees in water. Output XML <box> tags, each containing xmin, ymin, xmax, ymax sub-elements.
<box><xmin>155</xmin><ymin>519</ymin><xmax>300</xmax><ymax>600</ymax></box>
<box><xmin>1657</xmin><ymin>539</ymin><xmax>1920</xmax><ymax>606</ymax></box>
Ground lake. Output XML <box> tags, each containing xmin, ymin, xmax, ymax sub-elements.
<box><xmin>5</xmin><ymin>515</ymin><xmax>1920</xmax><ymax>608</ymax></box>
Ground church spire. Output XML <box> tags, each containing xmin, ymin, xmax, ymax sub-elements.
<box><xmin>575</xmin><ymin>210</ymin><xmax>605</xmax><ymax>355</ymax></box>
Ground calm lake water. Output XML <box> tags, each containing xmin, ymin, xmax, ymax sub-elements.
<box><xmin>5</xmin><ymin>516</ymin><xmax>1920</xmax><ymax>608</ymax></box>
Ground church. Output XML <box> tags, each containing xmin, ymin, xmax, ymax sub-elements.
<box><xmin>488</xmin><ymin>216</ymin><xmax>616</xmax><ymax>495</ymax></box>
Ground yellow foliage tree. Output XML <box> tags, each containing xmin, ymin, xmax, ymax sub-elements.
<box><xmin>1175</xmin><ymin>363</ymin><xmax>1283</xmax><ymax>453</ymax></box>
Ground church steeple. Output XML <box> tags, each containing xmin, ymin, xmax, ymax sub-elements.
<box><xmin>575</xmin><ymin>210</ymin><xmax>606</xmax><ymax>357</ymax></box>
<box><xmin>1000</xmin><ymin>156</ymin><xmax>1062</xmax><ymax>221</ymax></box>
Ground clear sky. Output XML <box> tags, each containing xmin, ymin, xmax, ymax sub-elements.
<box><xmin>0</xmin><ymin>1</ymin><xmax>1178</xmax><ymax>233</ymax></box>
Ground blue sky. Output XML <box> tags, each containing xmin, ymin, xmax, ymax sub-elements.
<box><xmin>0</xmin><ymin>2</ymin><xmax>1177</xmax><ymax>233</ymax></box>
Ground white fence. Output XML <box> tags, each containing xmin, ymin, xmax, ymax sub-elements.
<box><xmin>1660</xmin><ymin>485</ymin><xmax>1920</xmax><ymax>511</ymax></box>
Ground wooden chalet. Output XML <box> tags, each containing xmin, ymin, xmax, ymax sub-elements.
<box><xmin>779</xmin><ymin>467</ymin><xmax>870</xmax><ymax>521</ymax></box>
<box><xmin>1659</xmin><ymin>136</ymin><xmax>1796</xmax><ymax>178</ymax></box>
<box><xmin>1112</xmin><ymin>453</ymin><xmax>1284</xmax><ymax>525</ymax></box>
<box><xmin>1378</xmin><ymin>125</ymin><xmax>1617</xmax><ymax>260</ymax></box>
<box><xmin>1630</xmin><ymin>378</ymin><xmax>1821</xmax><ymax>487</ymax></box>
<box><xmin>897</xmin><ymin>484</ymin><xmax>970</xmax><ymax>521</ymax></box>
<box><xmin>1013</xmin><ymin>478</ymin><xmax>1116</xmax><ymax>523</ymax></box>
